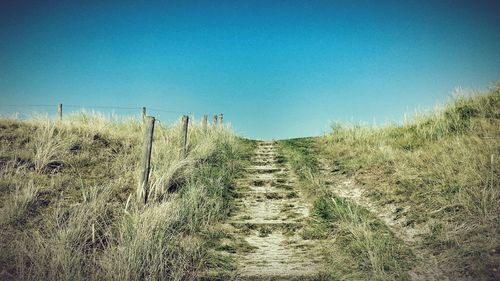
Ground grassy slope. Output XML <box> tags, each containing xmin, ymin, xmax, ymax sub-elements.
<box><xmin>279</xmin><ymin>84</ymin><xmax>499</xmax><ymax>280</ymax></box>
<box><xmin>1</xmin><ymin>85</ymin><xmax>498</xmax><ymax>281</ymax></box>
<box><xmin>279</xmin><ymin>138</ymin><xmax>414</xmax><ymax>281</ymax></box>
<box><xmin>0</xmin><ymin>112</ymin><xmax>250</xmax><ymax>280</ymax></box>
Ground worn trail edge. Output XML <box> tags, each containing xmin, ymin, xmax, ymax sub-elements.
<box><xmin>224</xmin><ymin>141</ymin><xmax>325</xmax><ymax>280</ymax></box>
<box><xmin>317</xmin><ymin>156</ymin><xmax>450</xmax><ymax>281</ymax></box>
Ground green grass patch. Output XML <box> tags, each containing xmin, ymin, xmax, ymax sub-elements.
<box><xmin>279</xmin><ymin>137</ymin><xmax>320</xmax><ymax>180</ymax></box>
<box><xmin>279</xmin><ymin>136</ymin><xmax>416</xmax><ymax>280</ymax></box>
<box><xmin>312</xmin><ymin>192</ymin><xmax>414</xmax><ymax>280</ymax></box>
<box><xmin>320</xmin><ymin>83</ymin><xmax>500</xmax><ymax>279</ymax></box>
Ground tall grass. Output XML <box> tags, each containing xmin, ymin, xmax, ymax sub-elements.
<box><xmin>0</xmin><ymin>181</ymin><xmax>39</xmax><ymax>226</ymax></box>
<box><xmin>16</xmin><ymin>186</ymin><xmax>116</xmax><ymax>280</ymax></box>
<box><xmin>30</xmin><ymin>119</ymin><xmax>73</xmax><ymax>173</ymax></box>
<box><xmin>321</xmin><ymin>83</ymin><xmax>500</xmax><ymax>279</ymax></box>
<box><xmin>0</xmin><ymin>111</ymin><xmax>245</xmax><ymax>280</ymax></box>
<box><xmin>279</xmin><ymin>138</ymin><xmax>413</xmax><ymax>280</ymax></box>
<box><xmin>314</xmin><ymin>193</ymin><xmax>412</xmax><ymax>281</ymax></box>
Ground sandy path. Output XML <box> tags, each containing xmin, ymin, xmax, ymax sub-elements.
<box><xmin>229</xmin><ymin>141</ymin><xmax>324</xmax><ymax>280</ymax></box>
<box><xmin>317</xmin><ymin>157</ymin><xmax>450</xmax><ymax>281</ymax></box>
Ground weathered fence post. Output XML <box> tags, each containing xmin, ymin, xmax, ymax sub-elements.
<box><xmin>138</xmin><ymin>116</ymin><xmax>155</xmax><ymax>204</ymax></box>
<box><xmin>141</xmin><ymin>107</ymin><xmax>147</xmax><ymax>122</ymax></box>
<box><xmin>202</xmin><ymin>114</ymin><xmax>208</xmax><ymax>132</ymax></box>
<box><xmin>181</xmin><ymin>115</ymin><xmax>189</xmax><ymax>158</ymax></box>
<box><xmin>57</xmin><ymin>103</ymin><xmax>63</xmax><ymax>121</ymax></box>
<box><xmin>212</xmin><ymin>114</ymin><xmax>218</xmax><ymax>127</ymax></box>
<box><xmin>491</xmin><ymin>154</ymin><xmax>495</xmax><ymax>188</ymax></box>
<box><xmin>219</xmin><ymin>113</ymin><xmax>223</xmax><ymax>126</ymax></box>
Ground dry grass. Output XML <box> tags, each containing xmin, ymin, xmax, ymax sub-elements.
<box><xmin>319</xmin><ymin>83</ymin><xmax>500</xmax><ymax>280</ymax></box>
<box><xmin>0</xmin><ymin>111</ymin><xmax>247</xmax><ymax>280</ymax></box>
<box><xmin>316</xmin><ymin>193</ymin><xmax>413</xmax><ymax>281</ymax></box>
<box><xmin>277</xmin><ymin>83</ymin><xmax>499</xmax><ymax>280</ymax></box>
<box><xmin>280</xmin><ymin>138</ymin><xmax>413</xmax><ymax>281</ymax></box>
<box><xmin>1</xmin><ymin>84</ymin><xmax>497</xmax><ymax>280</ymax></box>
<box><xmin>0</xmin><ymin>181</ymin><xmax>39</xmax><ymax>226</ymax></box>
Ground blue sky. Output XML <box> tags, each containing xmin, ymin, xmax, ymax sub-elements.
<box><xmin>1</xmin><ymin>0</ymin><xmax>499</xmax><ymax>139</ymax></box>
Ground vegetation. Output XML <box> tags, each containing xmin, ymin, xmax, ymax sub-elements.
<box><xmin>1</xmin><ymin>83</ymin><xmax>498</xmax><ymax>280</ymax></box>
<box><xmin>322</xmin><ymin>84</ymin><xmax>499</xmax><ymax>280</ymax></box>
<box><xmin>280</xmin><ymin>83</ymin><xmax>500</xmax><ymax>280</ymax></box>
<box><xmin>280</xmin><ymin>138</ymin><xmax>414</xmax><ymax>281</ymax></box>
<box><xmin>0</xmin><ymin>112</ymin><xmax>248</xmax><ymax>280</ymax></box>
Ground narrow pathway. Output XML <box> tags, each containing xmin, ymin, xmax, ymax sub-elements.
<box><xmin>317</xmin><ymin>157</ymin><xmax>421</xmax><ymax>242</ymax></box>
<box><xmin>230</xmin><ymin>141</ymin><xmax>324</xmax><ymax>280</ymax></box>
<box><xmin>317</xmin><ymin>156</ymin><xmax>450</xmax><ymax>281</ymax></box>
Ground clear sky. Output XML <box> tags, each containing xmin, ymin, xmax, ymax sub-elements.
<box><xmin>1</xmin><ymin>0</ymin><xmax>499</xmax><ymax>139</ymax></box>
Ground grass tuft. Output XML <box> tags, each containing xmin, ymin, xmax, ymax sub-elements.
<box><xmin>0</xmin><ymin>112</ymin><xmax>246</xmax><ymax>280</ymax></box>
<box><xmin>320</xmin><ymin>83</ymin><xmax>500</xmax><ymax>279</ymax></box>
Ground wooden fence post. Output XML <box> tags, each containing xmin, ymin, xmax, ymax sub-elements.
<box><xmin>212</xmin><ymin>114</ymin><xmax>218</xmax><ymax>127</ymax></box>
<box><xmin>491</xmin><ymin>154</ymin><xmax>495</xmax><ymax>188</ymax></box>
<box><xmin>138</xmin><ymin>116</ymin><xmax>155</xmax><ymax>204</ymax></box>
<box><xmin>141</xmin><ymin>107</ymin><xmax>146</xmax><ymax>122</ymax></box>
<box><xmin>181</xmin><ymin>115</ymin><xmax>189</xmax><ymax>158</ymax></box>
<box><xmin>219</xmin><ymin>113</ymin><xmax>223</xmax><ymax>126</ymax></box>
<box><xmin>202</xmin><ymin>114</ymin><xmax>208</xmax><ymax>132</ymax></box>
<box><xmin>57</xmin><ymin>103</ymin><xmax>63</xmax><ymax>121</ymax></box>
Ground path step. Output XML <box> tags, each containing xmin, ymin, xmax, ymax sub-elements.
<box><xmin>229</xmin><ymin>221</ymin><xmax>304</xmax><ymax>227</ymax></box>
<box><xmin>234</xmin><ymin>191</ymin><xmax>299</xmax><ymax>200</ymax></box>
<box><xmin>235</xmin><ymin>190</ymin><xmax>297</xmax><ymax>195</ymax></box>
<box><xmin>252</xmin><ymin>152</ymin><xmax>277</xmax><ymax>155</ymax></box>
<box><xmin>244</xmin><ymin>167</ymin><xmax>282</xmax><ymax>173</ymax></box>
<box><xmin>207</xmin><ymin>141</ymin><xmax>323</xmax><ymax>279</ymax></box>
<box><xmin>235</xmin><ymin>179</ymin><xmax>296</xmax><ymax>188</ymax></box>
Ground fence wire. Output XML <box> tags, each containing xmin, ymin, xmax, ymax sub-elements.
<box><xmin>0</xmin><ymin>103</ymin><xmax>220</xmax><ymax>126</ymax></box>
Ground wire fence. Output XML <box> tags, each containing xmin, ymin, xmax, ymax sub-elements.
<box><xmin>0</xmin><ymin>103</ymin><xmax>221</xmax><ymax>126</ymax></box>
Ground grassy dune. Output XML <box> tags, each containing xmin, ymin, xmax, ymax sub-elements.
<box><xmin>280</xmin><ymin>84</ymin><xmax>499</xmax><ymax>280</ymax></box>
<box><xmin>0</xmin><ymin>112</ymin><xmax>249</xmax><ymax>280</ymax></box>
<box><xmin>280</xmin><ymin>138</ymin><xmax>414</xmax><ymax>281</ymax></box>
<box><xmin>1</xmin><ymin>84</ymin><xmax>498</xmax><ymax>281</ymax></box>
<box><xmin>322</xmin><ymin>84</ymin><xmax>499</xmax><ymax>279</ymax></box>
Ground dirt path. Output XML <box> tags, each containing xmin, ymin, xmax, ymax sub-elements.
<box><xmin>317</xmin><ymin>158</ymin><xmax>421</xmax><ymax>243</ymax></box>
<box><xmin>228</xmin><ymin>141</ymin><xmax>324</xmax><ymax>280</ymax></box>
<box><xmin>316</xmin><ymin>157</ymin><xmax>451</xmax><ymax>281</ymax></box>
